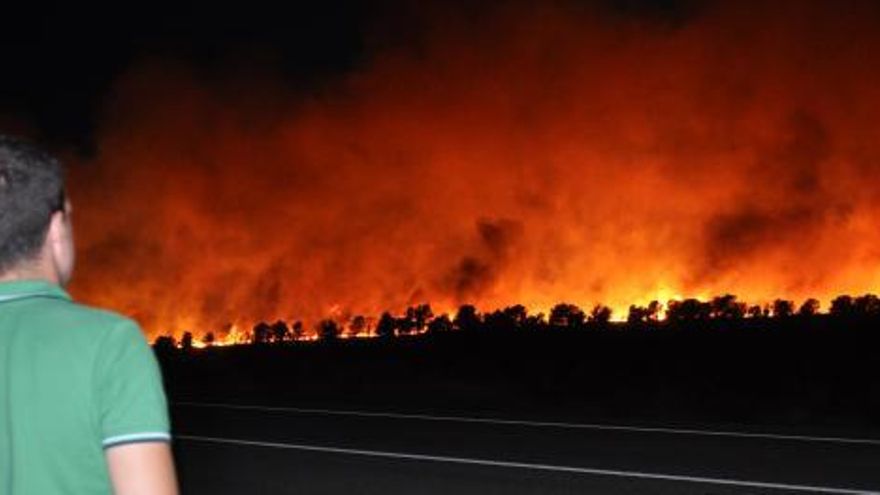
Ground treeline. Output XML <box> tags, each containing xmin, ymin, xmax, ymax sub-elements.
<box><xmin>153</xmin><ymin>293</ymin><xmax>880</xmax><ymax>351</ymax></box>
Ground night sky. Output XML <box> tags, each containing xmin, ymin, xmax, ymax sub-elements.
<box><xmin>0</xmin><ymin>0</ymin><xmax>691</xmax><ymax>151</ymax></box>
<box><xmin>1</xmin><ymin>0</ymin><xmax>368</xmax><ymax>149</ymax></box>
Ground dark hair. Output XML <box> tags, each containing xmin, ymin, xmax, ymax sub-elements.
<box><xmin>0</xmin><ymin>135</ymin><xmax>65</xmax><ymax>273</ymax></box>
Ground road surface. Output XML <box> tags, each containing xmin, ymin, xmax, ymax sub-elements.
<box><xmin>170</xmin><ymin>402</ymin><xmax>880</xmax><ymax>494</ymax></box>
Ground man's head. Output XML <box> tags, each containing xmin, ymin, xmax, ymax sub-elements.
<box><xmin>0</xmin><ymin>135</ymin><xmax>74</xmax><ymax>286</ymax></box>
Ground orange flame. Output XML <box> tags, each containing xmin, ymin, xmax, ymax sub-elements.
<box><xmin>65</xmin><ymin>1</ymin><xmax>880</xmax><ymax>341</ymax></box>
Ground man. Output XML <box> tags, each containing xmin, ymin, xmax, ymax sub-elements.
<box><xmin>0</xmin><ymin>136</ymin><xmax>178</xmax><ymax>494</ymax></box>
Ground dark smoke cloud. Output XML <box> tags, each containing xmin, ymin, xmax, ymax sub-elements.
<box><xmin>445</xmin><ymin>218</ymin><xmax>524</xmax><ymax>302</ymax></box>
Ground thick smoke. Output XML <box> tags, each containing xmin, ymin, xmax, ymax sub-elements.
<box><xmin>64</xmin><ymin>1</ymin><xmax>880</xmax><ymax>338</ymax></box>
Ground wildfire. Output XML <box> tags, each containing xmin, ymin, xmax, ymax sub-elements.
<box><xmin>62</xmin><ymin>1</ymin><xmax>880</xmax><ymax>342</ymax></box>
<box><xmin>196</xmin><ymin>323</ymin><xmax>251</xmax><ymax>348</ymax></box>
<box><xmin>156</xmin><ymin>291</ymin><xmax>841</xmax><ymax>348</ymax></box>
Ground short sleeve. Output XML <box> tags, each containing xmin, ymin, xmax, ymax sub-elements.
<box><xmin>94</xmin><ymin>319</ymin><xmax>171</xmax><ymax>449</ymax></box>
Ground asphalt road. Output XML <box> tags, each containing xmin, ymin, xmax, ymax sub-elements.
<box><xmin>170</xmin><ymin>403</ymin><xmax>880</xmax><ymax>494</ymax></box>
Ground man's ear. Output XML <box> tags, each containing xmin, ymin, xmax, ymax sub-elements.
<box><xmin>46</xmin><ymin>210</ymin><xmax>66</xmax><ymax>247</ymax></box>
<box><xmin>45</xmin><ymin>207</ymin><xmax>75</xmax><ymax>286</ymax></box>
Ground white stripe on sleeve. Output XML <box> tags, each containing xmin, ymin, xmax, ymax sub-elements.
<box><xmin>102</xmin><ymin>432</ymin><xmax>172</xmax><ymax>448</ymax></box>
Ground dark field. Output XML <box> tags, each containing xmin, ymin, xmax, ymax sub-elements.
<box><xmin>158</xmin><ymin>316</ymin><xmax>880</xmax><ymax>493</ymax></box>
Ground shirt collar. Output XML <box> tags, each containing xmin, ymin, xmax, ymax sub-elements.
<box><xmin>0</xmin><ymin>279</ymin><xmax>72</xmax><ymax>301</ymax></box>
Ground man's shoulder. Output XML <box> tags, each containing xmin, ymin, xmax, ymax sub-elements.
<box><xmin>51</xmin><ymin>298</ymin><xmax>135</xmax><ymax>326</ymax></box>
<box><xmin>35</xmin><ymin>297</ymin><xmax>145</xmax><ymax>342</ymax></box>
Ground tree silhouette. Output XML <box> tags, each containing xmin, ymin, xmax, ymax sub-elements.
<box><xmin>772</xmin><ymin>299</ymin><xmax>794</xmax><ymax>318</ymax></box>
<box><xmin>503</xmin><ymin>305</ymin><xmax>528</xmax><ymax>327</ymax></box>
<box><xmin>854</xmin><ymin>294</ymin><xmax>880</xmax><ymax>317</ymax></box>
<box><xmin>408</xmin><ymin>304</ymin><xmax>434</xmax><ymax>332</ymax></box>
<box><xmin>376</xmin><ymin>312</ymin><xmax>397</xmax><ymax>338</ymax></box>
<box><xmin>252</xmin><ymin>322</ymin><xmax>271</xmax><ymax>344</ymax></box>
<box><xmin>830</xmin><ymin>295</ymin><xmax>855</xmax><ymax>317</ymax></box>
<box><xmin>749</xmin><ymin>304</ymin><xmax>771</xmax><ymax>318</ymax></box>
<box><xmin>399</xmin><ymin>307</ymin><xmax>418</xmax><ymax>335</ymax></box>
<box><xmin>349</xmin><ymin>315</ymin><xmax>368</xmax><ymax>337</ymax></box>
<box><xmin>710</xmin><ymin>294</ymin><xmax>746</xmax><ymax>320</ymax></box>
<box><xmin>627</xmin><ymin>305</ymin><xmax>648</xmax><ymax>324</ymax></box>
<box><xmin>483</xmin><ymin>305</ymin><xmax>530</xmax><ymax>333</ymax></box>
<box><xmin>484</xmin><ymin>310</ymin><xmax>509</xmax><ymax>332</ymax></box>
<box><xmin>270</xmin><ymin>320</ymin><xmax>290</xmax><ymax>343</ymax></box>
<box><xmin>666</xmin><ymin>299</ymin><xmax>710</xmax><ymax>322</ymax></box>
<box><xmin>550</xmin><ymin>303</ymin><xmax>586</xmax><ymax>329</ymax></box>
<box><xmin>427</xmin><ymin>314</ymin><xmax>453</xmax><ymax>334</ymax></box>
<box><xmin>453</xmin><ymin>304</ymin><xmax>481</xmax><ymax>333</ymax></box>
<box><xmin>646</xmin><ymin>300</ymin><xmax>662</xmax><ymax>322</ymax></box>
<box><xmin>152</xmin><ymin>335</ymin><xmax>177</xmax><ymax>356</ymax></box>
<box><xmin>317</xmin><ymin>319</ymin><xmax>340</xmax><ymax>341</ymax></box>
<box><xmin>166</xmin><ymin>290</ymin><xmax>880</xmax><ymax>349</ymax></box>
<box><xmin>289</xmin><ymin>320</ymin><xmax>304</xmax><ymax>341</ymax></box>
<box><xmin>798</xmin><ymin>298</ymin><xmax>820</xmax><ymax>317</ymax></box>
<box><xmin>524</xmin><ymin>312</ymin><xmax>546</xmax><ymax>331</ymax></box>
<box><xmin>180</xmin><ymin>331</ymin><xmax>194</xmax><ymax>352</ymax></box>
<box><xmin>588</xmin><ymin>304</ymin><xmax>612</xmax><ymax>326</ymax></box>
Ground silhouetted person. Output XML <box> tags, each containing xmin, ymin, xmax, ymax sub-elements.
<box><xmin>0</xmin><ymin>136</ymin><xmax>177</xmax><ymax>494</ymax></box>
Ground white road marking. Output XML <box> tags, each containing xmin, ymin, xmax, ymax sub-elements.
<box><xmin>176</xmin><ymin>434</ymin><xmax>879</xmax><ymax>494</ymax></box>
<box><xmin>174</xmin><ymin>401</ymin><xmax>880</xmax><ymax>446</ymax></box>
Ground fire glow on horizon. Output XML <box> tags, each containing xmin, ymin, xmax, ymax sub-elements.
<box><xmin>63</xmin><ymin>1</ymin><xmax>880</xmax><ymax>342</ymax></box>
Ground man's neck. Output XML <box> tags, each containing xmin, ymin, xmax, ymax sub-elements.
<box><xmin>0</xmin><ymin>261</ymin><xmax>58</xmax><ymax>285</ymax></box>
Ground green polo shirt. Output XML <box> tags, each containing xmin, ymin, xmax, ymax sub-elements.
<box><xmin>0</xmin><ymin>279</ymin><xmax>170</xmax><ymax>494</ymax></box>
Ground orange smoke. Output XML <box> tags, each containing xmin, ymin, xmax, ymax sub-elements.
<box><xmin>66</xmin><ymin>1</ymin><xmax>880</xmax><ymax>340</ymax></box>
